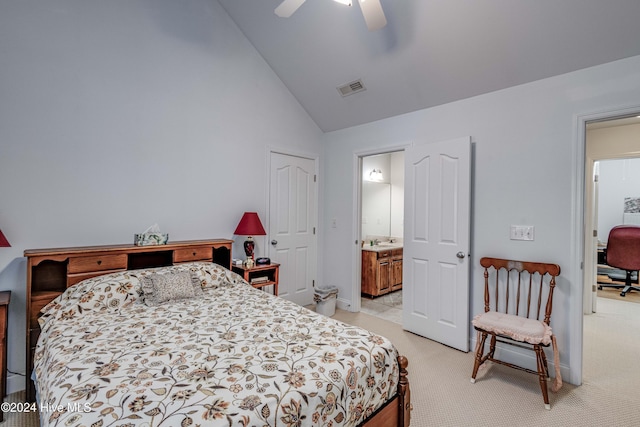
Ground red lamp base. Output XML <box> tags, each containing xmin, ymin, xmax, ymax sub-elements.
<box><xmin>243</xmin><ymin>236</ymin><xmax>255</xmax><ymax>259</ymax></box>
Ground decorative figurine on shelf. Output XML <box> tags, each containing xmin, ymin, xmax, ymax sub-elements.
<box><xmin>233</xmin><ymin>211</ymin><xmax>267</xmax><ymax>262</ymax></box>
<box><xmin>243</xmin><ymin>258</ymin><xmax>255</xmax><ymax>268</ymax></box>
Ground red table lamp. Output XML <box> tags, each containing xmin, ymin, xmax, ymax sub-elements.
<box><xmin>233</xmin><ymin>212</ymin><xmax>266</xmax><ymax>259</ymax></box>
<box><xmin>0</xmin><ymin>230</ymin><xmax>10</xmax><ymax>248</ymax></box>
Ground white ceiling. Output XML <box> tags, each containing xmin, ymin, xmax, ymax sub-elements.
<box><xmin>218</xmin><ymin>0</ymin><xmax>640</xmax><ymax>132</ymax></box>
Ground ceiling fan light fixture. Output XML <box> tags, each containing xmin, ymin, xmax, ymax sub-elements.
<box><xmin>275</xmin><ymin>0</ymin><xmax>306</xmax><ymax>17</ymax></box>
<box><xmin>358</xmin><ymin>0</ymin><xmax>386</xmax><ymax>31</ymax></box>
<box><xmin>275</xmin><ymin>0</ymin><xmax>386</xmax><ymax>32</ymax></box>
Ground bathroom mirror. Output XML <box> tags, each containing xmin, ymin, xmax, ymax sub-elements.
<box><xmin>362</xmin><ymin>181</ymin><xmax>391</xmax><ymax>238</ymax></box>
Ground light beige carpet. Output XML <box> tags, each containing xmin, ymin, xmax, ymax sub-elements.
<box><xmin>2</xmin><ymin>390</ymin><xmax>38</xmax><ymax>427</ymax></box>
<box><xmin>333</xmin><ymin>297</ymin><xmax>640</xmax><ymax>427</ymax></box>
<box><xmin>5</xmin><ymin>297</ymin><xmax>639</xmax><ymax>426</ymax></box>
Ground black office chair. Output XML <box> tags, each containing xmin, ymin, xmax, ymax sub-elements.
<box><xmin>598</xmin><ymin>225</ymin><xmax>640</xmax><ymax>297</ymax></box>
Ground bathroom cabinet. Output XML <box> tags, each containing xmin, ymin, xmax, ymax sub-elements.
<box><xmin>361</xmin><ymin>247</ymin><xmax>403</xmax><ymax>297</ymax></box>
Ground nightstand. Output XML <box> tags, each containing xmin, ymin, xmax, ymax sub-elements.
<box><xmin>0</xmin><ymin>291</ymin><xmax>10</xmax><ymax>422</ymax></box>
<box><xmin>232</xmin><ymin>263</ymin><xmax>280</xmax><ymax>296</ymax></box>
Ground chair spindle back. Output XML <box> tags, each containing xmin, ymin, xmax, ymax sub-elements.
<box><xmin>480</xmin><ymin>257</ymin><xmax>561</xmax><ymax>325</ymax></box>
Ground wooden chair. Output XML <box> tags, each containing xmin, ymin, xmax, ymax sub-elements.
<box><xmin>470</xmin><ymin>257</ymin><xmax>562</xmax><ymax>410</ymax></box>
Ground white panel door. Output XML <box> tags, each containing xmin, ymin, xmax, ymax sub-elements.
<box><xmin>591</xmin><ymin>163</ymin><xmax>599</xmax><ymax>313</ymax></box>
<box><xmin>269</xmin><ymin>153</ymin><xmax>317</xmax><ymax>306</ymax></box>
<box><xmin>403</xmin><ymin>137</ymin><xmax>471</xmax><ymax>352</ymax></box>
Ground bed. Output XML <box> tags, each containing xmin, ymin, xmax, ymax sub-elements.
<box><xmin>33</xmin><ymin>262</ymin><xmax>411</xmax><ymax>426</ymax></box>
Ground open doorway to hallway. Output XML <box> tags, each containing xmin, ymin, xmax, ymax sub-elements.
<box><xmin>583</xmin><ymin>114</ymin><xmax>640</xmax><ymax>384</ymax></box>
<box><xmin>584</xmin><ymin>116</ymin><xmax>640</xmax><ymax>311</ymax></box>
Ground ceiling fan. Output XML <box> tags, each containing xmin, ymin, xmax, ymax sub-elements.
<box><xmin>275</xmin><ymin>0</ymin><xmax>387</xmax><ymax>31</ymax></box>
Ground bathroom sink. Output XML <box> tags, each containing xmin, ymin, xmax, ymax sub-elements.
<box><xmin>365</xmin><ymin>242</ymin><xmax>402</xmax><ymax>251</ymax></box>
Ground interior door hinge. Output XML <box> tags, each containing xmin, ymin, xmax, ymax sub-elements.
<box><xmin>313</xmin><ymin>227</ymin><xmax>316</xmax><ymax>235</ymax></box>
<box><xmin>314</xmin><ymin>174</ymin><xmax>317</xmax><ymax>182</ymax></box>
<box><xmin>312</xmin><ymin>280</ymin><xmax>315</xmax><ymax>288</ymax></box>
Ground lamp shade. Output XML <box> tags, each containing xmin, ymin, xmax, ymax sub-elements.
<box><xmin>0</xmin><ymin>230</ymin><xmax>10</xmax><ymax>248</ymax></box>
<box><xmin>233</xmin><ymin>212</ymin><xmax>266</xmax><ymax>236</ymax></box>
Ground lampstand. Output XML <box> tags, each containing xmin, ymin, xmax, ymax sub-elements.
<box><xmin>233</xmin><ymin>212</ymin><xmax>266</xmax><ymax>261</ymax></box>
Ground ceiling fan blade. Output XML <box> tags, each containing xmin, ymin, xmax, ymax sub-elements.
<box><xmin>358</xmin><ymin>0</ymin><xmax>387</xmax><ymax>31</ymax></box>
<box><xmin>275</xmin><ymin>0</ymin><xmax>306</xmax><ymax>18</ymax></box>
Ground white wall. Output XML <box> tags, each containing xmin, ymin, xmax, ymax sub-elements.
<box><xmin>361</xmin><ymin>181</ymin><xmax>391</xmax><ymax>239</ymax></box>
<box><xmin>589</xmin><ymin>124</ymin><xmax>640</xmax><ymax>240</ymax></box>
<box><xmin>362</xmin><ymin>154</ymin><xmax>391</xmax><ymax>239</ymax></box>
<box><xmin>321</xmin><ymin>55</ymin><xmax>640</xmax><ymax>385</ymax></box>
<box><xmin>598</xmin><ymin>157</ymin><xmax>640</xmax><ymax>239</ymax></box>
<box><xmin>361</xmin><ymin>152</ymin><xmax>404</xmax><ymax>241</ymax></box>
<box><xmin>389</xmin><ymin>151</ymin><xmax>404</xmax><ymax>239</ymax></box>
<box><xmin>0</xmin><ymin>0</ymin><xmax>323</xmax><ymax>393</ymax></box>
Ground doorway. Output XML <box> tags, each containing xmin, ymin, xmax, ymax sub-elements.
<box><xmin>583</xmin><ymin>116</ymin><xmax>640</xmax><ymax>313</ymax></box>
<box><xmin>582</xmin><ymin>114</ymin><xmax>640</xmax><ymax>384</ymax></box>
<box><xmin>358</xmin><ymin>151</ymin><xmax>405</xmax><ymax>323</ymax></box>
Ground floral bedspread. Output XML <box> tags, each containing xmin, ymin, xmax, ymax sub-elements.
<box><xmin>34</xmin><ymin>262</ymin><xmax>399</xmax><ymax>427</ymax></box>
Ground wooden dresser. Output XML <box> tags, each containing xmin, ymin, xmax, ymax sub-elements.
<box><xmin>24</xmin><ymin>239</ymin><xmax>232</xmax><ymax>401</ymax></box>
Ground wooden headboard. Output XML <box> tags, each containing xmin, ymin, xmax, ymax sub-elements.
<box><xmin>23</xmin><ymin>238</ymin><xmax>233</xmax><ymax>401</ymax></box>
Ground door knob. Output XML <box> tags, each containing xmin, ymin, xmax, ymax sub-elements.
<box><xmin>456</xmin><ymin>251</ymin><xmax>465</xmax><ymax>259</ymax></box>
<box><xmin>271</xmin><ymin>240</ymin><xmax>278</xmax><ymax>246</ymax></box>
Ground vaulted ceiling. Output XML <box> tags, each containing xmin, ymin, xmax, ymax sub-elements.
<box><xmin>218</xmin><ymin>0</ymin><xmax>640</xmax><ymax>132</ymax></box>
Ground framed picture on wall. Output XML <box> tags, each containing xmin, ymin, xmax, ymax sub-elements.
<box><xmin>623</xmin><ymin>197</ymin><xmax>640</xmax><ymax>224</ymax></box>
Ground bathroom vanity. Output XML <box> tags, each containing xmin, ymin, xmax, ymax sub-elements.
<box><xmin>361</xmin><ymin>245</ymin><xmax>403</xmax><ymax>297</ymax></box>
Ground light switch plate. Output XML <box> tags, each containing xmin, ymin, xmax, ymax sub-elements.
<box><xmin>510</xmin><ymin>225</ymin><xmax>535</xmax><ymax>241</ymax></box>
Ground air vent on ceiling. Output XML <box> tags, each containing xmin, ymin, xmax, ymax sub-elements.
<box><xmin>337</xmin><ymin>79</ymin><xmax>366</xmax><ymax>97</ymax></box>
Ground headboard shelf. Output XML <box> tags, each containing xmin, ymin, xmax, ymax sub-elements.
<box><xmin>128</xmin><ymin>250</ymin><xmax>173</xmax><ymax>270</ymax></box>
<box><xmin>24</xmin><ymin>238</ymin><xmax>233</xmax><ymax>402</ymax></box>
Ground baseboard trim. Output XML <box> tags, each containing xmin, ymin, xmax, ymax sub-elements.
<box><xmin>7</xmin><ymin>373</ymin><xmax>26</xmax><ymax>395</ymax></box>
<box><xmin>336</xmin><ymin>297</ymin><xmax>352</xmax><ymax>312</ymax></box>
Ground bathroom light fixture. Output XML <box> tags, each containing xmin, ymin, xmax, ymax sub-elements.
<box><xmin>369</xmin><ymin>169</ymin><xmax>383</xmax><ymax>182</ymax></box>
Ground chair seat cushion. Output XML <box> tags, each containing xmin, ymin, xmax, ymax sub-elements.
<box><xmin>472</xmin><ymin>311</ymin><xmax>552</xmax><ymax>345</ymax></box>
